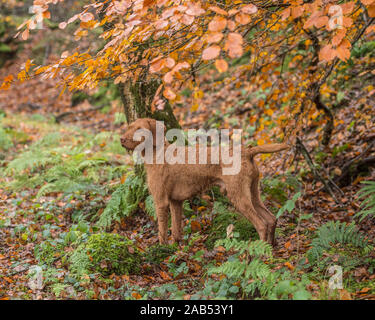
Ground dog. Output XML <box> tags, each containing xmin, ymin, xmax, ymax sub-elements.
<box><xmin>120</xmin><ymin>118</ymin><xmax>289</xmax><ymax>245</ymax></box>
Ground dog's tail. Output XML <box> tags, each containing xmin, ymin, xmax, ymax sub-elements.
<box><xmin>246</xmin><ymin>143</ymin><xmax>290</xmax><ymax>158</ymax></box>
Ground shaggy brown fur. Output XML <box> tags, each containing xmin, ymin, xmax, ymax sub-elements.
<box><xmin>120</xmin><ymin>118</ymin><xmax>289</xmax><ymax>245</ymax></box>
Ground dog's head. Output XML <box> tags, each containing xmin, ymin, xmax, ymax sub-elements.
<box><xmin>120</xmin><ymin>118</ymin><xmax>165</xmax><ymax>151</ymax></box>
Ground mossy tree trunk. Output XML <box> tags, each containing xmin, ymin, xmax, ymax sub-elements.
<box><xmin>118</xmin><ymin>79</ymin><xmax>180</xmax><ymax>130</ymax></box>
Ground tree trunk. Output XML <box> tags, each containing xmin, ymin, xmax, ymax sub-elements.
<box><xmin>118</xmin><ymin>79</ymin><xmax>180</xmax><ymax>130</ymax></box>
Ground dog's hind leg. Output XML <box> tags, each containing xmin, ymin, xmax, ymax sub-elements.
<box><xmin>250</xmin><ymin>178</ymin><xmax>277</xmax><ymax>245</ymax></box>
<box><xmin>226</xmin><ymin>183</ymin><xmax>268</xmax><ymax>243</ymax></box>
<box><xmin>170</xmin><ymin>200</ymin><xmax>184</xmax><ymax>243</ymax></box>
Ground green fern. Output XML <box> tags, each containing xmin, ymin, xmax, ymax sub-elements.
<box><xmin>307</xmin><ymin>221</ymin><xmax>371</xmax><ymax>267</ymax></box>
<box><xmin>4</xmin><ymin>126</ymin><xmax>124</xmax><ymax>197</ymax></box>
<box><xmin>6</xmin><ymin>149</ymin><xmax>60</xmax><ymax>174</ymax></box>
<box><xmin>145</xmin><ymin>195</ymin><xmax>156</xmax><ymax>220</ymax></box>
<box><xmin>97</xmin><ymin>172</ymin><xmax>148</xmax><ymax>228</ymax></box>
<box><xmin>215</xmin><ymin>238</ymin><xmax>273</xmax><ymax>257</ymax></box>
<box><xmin>208</xmin><ymin>239</ymin><xmax>275</xmax><ymax>297</ymax></box>
<box><xmin>0</xmin><ymin>120</ymin><xmax>13</xmax><ymax>151</ymax></box>
<box><xmin>356</xmin><ymin>181</ymin><xmax>375</xmax><ymax>221</ymax></box>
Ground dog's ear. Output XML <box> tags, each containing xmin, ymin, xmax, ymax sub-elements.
<box><xmin>146</xmin><ymin>118</ymin><xmax>166</xmax><ymax>146</ymax></box>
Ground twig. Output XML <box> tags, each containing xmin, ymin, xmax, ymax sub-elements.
<box><xmin>296</xmin><ymin>138</ymin><xmax>339</xmax><ymax>203</ymax></box>
<box><xmin>54</xmin><ymin>105</ymin><xmax>104</xmax><ymax>123</ymax></box>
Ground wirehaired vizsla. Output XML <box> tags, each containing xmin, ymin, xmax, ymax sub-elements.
<box><xmin>120</xmin><ymin>118</ymin><xmax>289</xmax><ymax>246</ymax></box>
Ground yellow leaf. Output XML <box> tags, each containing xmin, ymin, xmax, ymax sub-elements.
<box><xmin>191</xmin><ymin>103</ymin><xmax>199</xmax><ymax>111</ymax></box>
<box><xmin>194</xmin><ymin>90</ymin><xmax>204</xmax><ymax>99</ymax></box>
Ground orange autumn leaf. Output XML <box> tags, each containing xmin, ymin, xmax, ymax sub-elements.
<box><xmin>165</xmin><ymin>57</ymin><xmax>175</xmax><ymax>69</ymax></box>
<box><xmin>332</xmin><ymin>29</ymin><xmax>346</xmax><ymax>46</ymax></box>
<box><xmin>208</xmin><ymin>6</ymin><xmax>228</xmax><ymax>16</ymax></box>
<box><xmin>149</xmin><ymin>57</ymin><xmax>165</xmax><ymax>73</ymax></box>
<box><xmin>208</xmin><ymin>16</ymin><xmax>227</xmax><ymax>32</ymax></box>
<box><xmin>357</xmin><ymin>287</ymin><xmax>371</xmax><ymax>294</ymax></box>
<box><xmin>21</xmin><ymin>29</ymin><xmax>29</xmax><ymax>40</ymax></box>
<box><xmin>202</xmin><ymin>45</ymin><xmax>221</xmax><ymax>60</ymax></box>
<box><xmin>291</xmin><ymin>6</ymin><xmax>304</xmax><ymax>19</ymax></box>
<box><xmin>132</xmin><ymin>292</ymin><xmax>142</xmax><ymax>299</ymax></box>
<box><xmin>361</xmin><ymin>0</ymin><xmax>375</xmax><ymax>5</ymax></box>
<box><xmin>163</xmin><ymin>87</ymin><xmax>176</xmax><ymax>100</ymax></box>
<box><xmin>241</xmin><ymin>4</ymin><xmax>258</xmax><ymax>14</ymax></box>
<box><xmin>339</xmin><ymin>289</ymin><xmax>352</xmax><ymax>300</ymax></box>
<box><xmin>336</xmin><ymin>39</ymin><xmax>351</xmax><ymax>61</ymax></box>
<box><xmin>206</xmin><ymin>32</ymin><xmax>224</xmax><ymax>44</ymax></box>
<box><xmin>160</xmin><ymin>271</ymin><xmax>172</xmax><ymax>280</ymax></box>
<box><xmin>341</xmin><ymin>1</ymin><xmax>355</xmax><ymax>15</ymax></box>
<box><xmin>368</xmin><ymin>4</ymin><xmax>375</xmax><ymax>17</ymax></box>
<box><xmin>191</xmin><ymin>220</ymin><xmax>202</xmax><ymax>232</ymax></box>
<box><xmin>225</xmin><ymin>32</ymin><xmax>243</xmax><ymax>58</ymax></box>
<box><xmin>235</xmin><ymin>12</ymin><xmax>251</xmax><ymax>25</ymax></box>
<box><xmin>319</xmin><ymin>44</ymin><xmax>336</xmax><ymax>62</ymax></box>
<box><xmin>284</xmin><ymin>262</ymin><xmax>294</xmax><ymax>270</ymax></box>
<box><xmin>215</xmin><ymin>59</ymin><xmax>228</xmax><ymax>73</ymax></box>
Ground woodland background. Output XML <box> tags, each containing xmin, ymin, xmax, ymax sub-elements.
<box><xmin>0</xmin><ymin>0</ymin><xmax>375</xmax><ymax>300</ymax></box>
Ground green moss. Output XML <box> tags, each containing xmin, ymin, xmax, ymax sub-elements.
<box><xmin>69</xmin><ymin>233</ymin><xmax>142</xmax><ymax>276</ymax></box>
<box><xmin>144</xmin><ymin>244</ymin><xmax>177</xmax><ymax>265</ymax></box>
<box><xmin>205</xmin><ymin>202</ymin><xmax>257</xmax><ymax>250</ymax></box>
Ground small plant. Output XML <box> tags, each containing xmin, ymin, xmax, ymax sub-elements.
<box><xmin>208</xmin><ymin>238</ymin><xmax>276</xmax><ymax>298</ymax></box>
<box><xmin>206</xmin><ymin>238</ymin><xmax>312</xmax><ymax>299</ymax></box>
<box><xmin>97</xmin><ymin>172</ymin><xmax>149</xmax><ymax>228</ymax></box>
<box><xmin>262</xmin><ymin>174</ymin><xmax>301</xmax><ymax>204</ymax></box>
<box><xmin>307</xmin><ymin>221</ymin><xmax>372</xmax><ymax>270</ymax></box>
<box><xmin>202</xmin><ymin>238</ymin><xmax>311</xmax><ymax>300</ymax></box>
<box><xmin>356</xmin><ymin>181</ymin><xmax>375</xmax><ymax>221</ymax></box>
<box><xmin>0</xmin><ymin>116</ymin><xmax>13</xmax><ymax>151</ymax></box>
<box><xmin>276</xmin><ymin>192</ymin><xmax>301</xmax><ymax>219</ymax></box>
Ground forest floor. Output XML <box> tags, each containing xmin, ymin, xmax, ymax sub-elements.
<box><xmin>1</xmin><ymin>25</ymin><xmax>375</xmax><ymax>300</ymax></box>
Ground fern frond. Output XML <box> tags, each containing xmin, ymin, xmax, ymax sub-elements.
<box><xmin>97</xmin><ymin>173</ymin><xmax>148</xmax><ymax>228</ymax></box>
<box><xmin>356</xmin><ymin>181</ymin><xmax>375</xmax><ymax>221</ymax></box>
<box><xmin>307</xmin><ymin>221</ymin><xmax>370</xmax><ymax>265</ymax></box>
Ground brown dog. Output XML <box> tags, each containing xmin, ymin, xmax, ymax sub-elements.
<box><xmin>120</xmin><ymin>118</ymin><xmax>289</xmax><ymax>245</ymax></box>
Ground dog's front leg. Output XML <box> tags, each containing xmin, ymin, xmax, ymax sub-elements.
<box><xmin>170</xmin><ymin>200</ymin><xmax>183</xmax><ymax>243</ymax></box>
<box><xmin>155</xmin><ymin>201</ymin><xmax>169</xmax><ymax>244</ymax></box>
